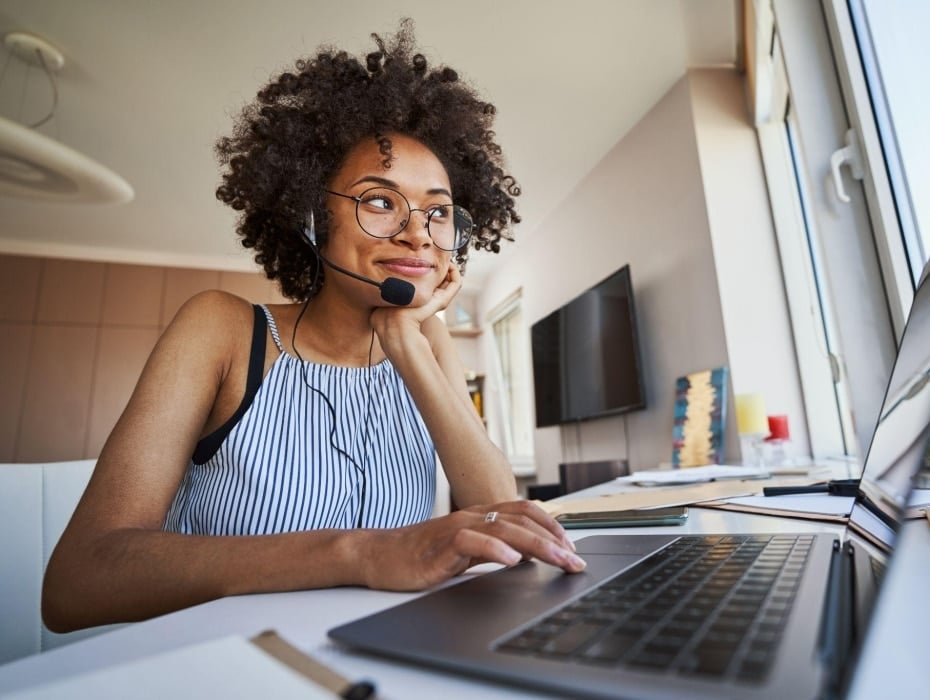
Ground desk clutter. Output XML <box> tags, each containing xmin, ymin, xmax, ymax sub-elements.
<box><xmin>538</xmin><ymin>478</ymin><xmax>805</xmax><ymax>518</ymax></box>
<box><xmin>540</xmin><ymin>461</ymin><xmax>930</xmax><ymax>525</ymax></box>
<box><xmin>626</xmin><ymin>464</ymin><xmax>786</xmax><ymax>485</ymax></box>
<box><xmin>671</xmin><ymin>366</ymin><xmax>800</xmax><ymax>472</ymax></box>
<box><xmin>537</xmin><ymin>463</ymin><xmax>862</xmax><ymax>524</ymax></box>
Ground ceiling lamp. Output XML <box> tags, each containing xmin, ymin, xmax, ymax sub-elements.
<box><xmin>0</xmin><ymin>31</ymin><xmax>133</xmax><ymax>204</ymax></box>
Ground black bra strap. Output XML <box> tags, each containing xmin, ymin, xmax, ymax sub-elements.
<box><xmin>191</xmin><ymin>305</ymin><xmax>268</xmax><ymax>465</ymax></box>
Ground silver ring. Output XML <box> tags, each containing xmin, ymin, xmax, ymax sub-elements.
<box><xmin>484</xmin><ymin>511</ymin><xmax>498</xmax><ymax>523</ymax></box>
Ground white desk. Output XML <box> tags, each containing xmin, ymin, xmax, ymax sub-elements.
<box><xmin>0</xmin><ymin>495</ymin><xmax>927</xmax><ymax>698</ymax></box>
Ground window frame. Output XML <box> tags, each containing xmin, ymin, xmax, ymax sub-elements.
<box><xmin>822</xmin><ymin>0</ymin><xmax>915</xmax><ymax>337</ymax></box>
<box><xmin>753</xmin><ymin>50</ymin><xmax>849</xmax><ymax>457</ymax></box>
<box><xmin>486</xmin><ymin>289</ymin><xmax>535</xmax><ymax>475</ymax></box>
<box><xmin>760</xmin><ymin>0</ymin><xmax>898</xmax><ymax>459</ymax></box>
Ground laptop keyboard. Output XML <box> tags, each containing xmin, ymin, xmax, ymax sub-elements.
<box><xmin>496</xmin><ymin>534</ymin><xmax>814</xmax><ymax>683</ymax></box>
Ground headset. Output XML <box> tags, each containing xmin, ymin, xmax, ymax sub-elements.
<box><xmin>302</xmin><ymin>211</ymin><xmax>415</xmax><ymax>306</ymax></box>
<box><xmin>291</xmin><ymin>210</ymin><xmax>392</xmax><ymax>528</ymax></box>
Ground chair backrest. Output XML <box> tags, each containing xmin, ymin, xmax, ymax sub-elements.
<box><xmin>0</xmin><ymin>460</ymin><xmax>123</xmax><ymax>665</ymax></box>
<box><xmin>558</xmin><ymin>459</ymin><xmax>630</xmax><ymax>495</ymax></box>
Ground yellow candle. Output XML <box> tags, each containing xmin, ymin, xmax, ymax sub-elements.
<box><xmin>735</xmin><ymin>393</ymin><xmax>768</xmax><ymax>435</ymax></box>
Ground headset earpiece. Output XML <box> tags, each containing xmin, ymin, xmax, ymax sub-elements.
<box><xmin>303</xmin><ymin>210</ymin><xmax>317</xmax><ymax>246</ymax></box>
<box><xmin>301</xmin><ymin>207</ymin><xmax>414</xmax><ymax>306</ymax></box>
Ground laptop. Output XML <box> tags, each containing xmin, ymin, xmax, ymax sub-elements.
<box><xmin>329</xmin><ymin>272</ymin><xmax>930</xmax><ymax>699</ymax></box>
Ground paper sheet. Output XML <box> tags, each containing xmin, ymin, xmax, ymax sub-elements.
<box><xmin>5</xmin><ymin>635</ymin><xmax>339</xmax><ymax>699</ymax></box>
<box><xmin>540</xmin><ymin>480</ymin><xmax>773</xmax><ymax>516</ymax></box>
<box><xmin>699</xmin><ymin>493</ymin><xmax>854</xmax><ymax>523</ymax></box>
<box><xmin>907</xmin><ymin>488</ymin><xmax>930</xmax><ymax>508</ymax></box>
<box><xmin>716</xmin><ymin>494</ymin><xmax>854</xmax><ymax>516</ymax></box>
<box><xmin>623</xmin><ymin>464</ymin><xmax>771</xmax><ymax>485</ymax></box>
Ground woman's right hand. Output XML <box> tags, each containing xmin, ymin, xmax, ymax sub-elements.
<box><xmin>357</xmin><ymin>499</ymin><xmax>586</xmax><ymax>591</ymax></box>
<box><xmin>368</xmin><ymin>261</ymin><xmax>461</xmax><ymax>356</ymax></box>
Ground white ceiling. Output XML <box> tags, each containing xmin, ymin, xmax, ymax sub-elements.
<box><xmin>0</xmin><ymin>0</ymin><xmax>738</xmax><ymax>290</ymax></box>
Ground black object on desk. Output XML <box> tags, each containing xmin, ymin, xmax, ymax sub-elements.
<box><xmin>763</xmin><ymin>478</ymin><xmax>860</xmax><ymax>497</ymax></box>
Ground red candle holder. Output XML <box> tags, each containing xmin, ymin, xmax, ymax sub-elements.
<box><xmin>766</xmin><ymin>415</ymin><xmax>790</xmax><ymax>441</ymax></box>
<box><xmin>764</xmin><ymin>415</ymin><xmax>790</xmax><ymax>466</ymax></box>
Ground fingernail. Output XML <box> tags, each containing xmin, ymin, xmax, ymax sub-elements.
<box><xmin>556</xmin><ymin>547</ymin><xmax>585</xmax><ymax>570</ymax></box>
<box><xmin>564</xmin><ymin>537</ymin><xmax>577</xmax><ymax>552</ymax></box>
<box><xmin>503</xmin><ymin>548</ymin><xmax>522</xmax><ymax>566</ymax></box>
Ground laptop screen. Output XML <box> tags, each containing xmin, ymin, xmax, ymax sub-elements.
<box><xmin>849</xmin><ymin>270</ymin><xmax>930</xmax><ymax>550</ymax></box>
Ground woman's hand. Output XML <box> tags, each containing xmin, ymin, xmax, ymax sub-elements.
<box><xmin>358</xmin><ymin>500</ymin><xmax>587</xmax><ymax>592</ymax></box>
<box><xmin>369</xmin><ymin>262</ymin><xmax>461</xmax><ymax>347</ymax></box>
<box><xmin>417</xmin><ymin>260</ymin><xmax>462</xmax><ymax>318</ymax></box>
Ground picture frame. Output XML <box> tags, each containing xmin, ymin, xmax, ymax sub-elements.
<box><xmin>672</xmin><ymin>366</ymin><xmax>729</xmax><ymax>468</ymax></box>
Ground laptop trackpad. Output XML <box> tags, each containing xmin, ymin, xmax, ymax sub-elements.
<box><xmin>574</xmin><ymin>534</ymin><xmax>680</xmax><ymax>555</ymax></box>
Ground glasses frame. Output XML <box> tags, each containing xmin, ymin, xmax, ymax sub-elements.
<box><xmin>325</xmin><ymin>187</ymin><xmax>474</xmax><ymax>252</ymax></box>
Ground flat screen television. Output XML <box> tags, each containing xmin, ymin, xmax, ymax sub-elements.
<box><xmin>531</xmin><ymin>265</ymin><xmax>646</xmax><ymax>428</ymax></box>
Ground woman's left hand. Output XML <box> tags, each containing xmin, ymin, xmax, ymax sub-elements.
<box><xmin>357</xmin><ymin>499</ymin><xmax>586</xmax><ymax>592</ymax></box>
<box><xmin>369</xmin><ymin>261</ymin><xmax>461</xmax><ymax>344</ymax></box>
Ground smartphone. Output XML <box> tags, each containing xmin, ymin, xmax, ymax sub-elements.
<box><xmin>555</xmin><ymin>506</ymin><xmax>689</xmax><ymax>529</ymax></box>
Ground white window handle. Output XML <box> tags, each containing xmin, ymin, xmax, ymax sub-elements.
<box><xmin>829</xmin><ymin>127</ymin><xmax>864</xmax><ymax>203</ymax></box>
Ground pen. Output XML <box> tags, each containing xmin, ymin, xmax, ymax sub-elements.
<box><xmin>251</xmin><ymin>630</ymin><xmax>377</xmax><ymax>699</ymax></box>
<box><xmin>763</xmin><ymin>479</ymin><xmax>860</xmax><ymax>497</ymax></box>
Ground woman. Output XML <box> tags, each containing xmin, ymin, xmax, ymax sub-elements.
<box><xmin>43</xmin><ymin>20</ymin><xmax>584</xmax><ymax>633</ymax></box>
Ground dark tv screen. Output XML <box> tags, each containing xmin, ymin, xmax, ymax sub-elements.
<box><xmin>531</xmin><ymin>265</ymin><xmax>646</xmax><ymax>428</ymax></box>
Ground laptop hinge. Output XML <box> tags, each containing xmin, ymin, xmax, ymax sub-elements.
<box><xmin>818</xmin><ymin>540</ymin><xmax>856</xmax><ymax>699</ymax></box>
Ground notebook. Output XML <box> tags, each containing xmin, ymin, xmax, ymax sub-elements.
<box><xmin>329</xmin><ymin>271</ymin><xmax>930</xmax><ymax>699</ymax></box>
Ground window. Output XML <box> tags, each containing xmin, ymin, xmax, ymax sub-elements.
<box><xmin>488</xmin><ymin>291</ymin><xmax>535</xmax><ymax>474</ymax></box>
<box><xmin>784</xmin><ymin>107</ymin><xmax>857</xmax><ymax>455</ymax></box>
<box><xmin>751</xmin><ymin>5</ymin><xmax>851</xmax><ymax>458</ymax></box>
<box><xmin>750</xmin><ymin>0</ymin><xmax>902</xmax><ymax>459</ymax></box>
<box><xmin>843</xmin><ymin>0</ymin><xmax>928</xmax><ymax>289</ymax></box>
<box><xmin>817</xmin><ymin>0</ymin><xmax>916</xmax><ymax>335</ymax></box>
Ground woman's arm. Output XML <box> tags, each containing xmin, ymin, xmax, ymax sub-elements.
<box><xmin>44</xmin><ymin>289</ymin><xmax>581</xmax><ymax>632</ymax></box>
<box><xmin>419</xmin><ymin>314</ymin><xmax>517</xmax><ymax>505</ymax></box>
<box><xmin>369</xmin><ymin>265</ymin><xmax>517</xmax><ymax>507</ymax></box>
<box><xmin>42</xmin><ymin>291</ymin><xmax>365</xmax><ymax>630</ymax></box>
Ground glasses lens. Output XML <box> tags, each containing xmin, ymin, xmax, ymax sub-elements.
<box><xmin>355</xmin><ymin>187</ymin><xmax>409</xmax><ymax>238</ymax></box>
<box><xmin>352</xmin><ymin>187</ymin><xmax>474</xmax><ymax>250</ymax></box>
<box><xmin>428</xmin><ymin>205</ymin><xmax>474</xmax><ymax>251</ymax></box>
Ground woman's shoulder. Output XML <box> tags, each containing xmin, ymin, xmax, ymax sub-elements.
<box><xmin>155</xmin><ymin>291</ymin><xmax>276</xmax><ymax>390</ymax></box>
<box><xmin>158</xmin><ymin>291</ymin><xmax>267</xmax><ymax>360</ymax></box>
<box><xmin>170</xmin><ymin>289</ymin><xmax>255</xmax><ymax>330</ymax></box>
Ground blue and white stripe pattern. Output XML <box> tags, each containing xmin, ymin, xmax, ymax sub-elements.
<box><xmin>164</xmin><ymin>307</ymin><xmax>436</xmax><ymax>534</ymax></box>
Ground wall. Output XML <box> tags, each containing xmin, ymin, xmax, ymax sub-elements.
<box><xmin>0</xmin><ymin>254</ymin><xmax>285</xmax><ymax>462</ymax></box>
<box><xmin>479</xmin><ymin>68</ymin><xmax>798</xmax><ymax>486</ymax></box>
<box><xmin>1</xmin><ymin>70</ymin><xmax>798</xmax><ymax>481</ymax></box>
<box><xmin>688</xmin><ymin>68</ymin><xmax>809</xmax><ymax>455</ymax></box>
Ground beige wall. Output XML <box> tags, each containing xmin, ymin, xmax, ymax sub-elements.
<box><xmin>478</xmin><ymin>68</ymin><xmax>797</xmax><ymax>486</ymax></box>
<box><xmin>689</xmin><ymin>68</ymin><xmax>809</xmax><ymax>455</ymax></box>
<box><xmin>0</xmin><ymin>254</ymin><xmax>285</xmax><ymax>463</ymax></box>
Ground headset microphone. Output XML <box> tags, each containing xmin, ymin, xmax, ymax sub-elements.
<box><xmin>302</xmin><ymin>214</ymin><xmax>415</xmax><ymax>306</ymax></box>
<box><xmin>316</xmin><ymin>251</ymin><xmax>416</xmax><ymax>306</ymax></box>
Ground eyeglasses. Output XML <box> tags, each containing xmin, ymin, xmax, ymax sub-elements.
<box><xmin>325</xmin><ymin>187</ymin><xmax>474</xmax><ymax>252</ymax></box>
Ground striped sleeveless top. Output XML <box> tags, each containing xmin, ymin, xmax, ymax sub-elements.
<box><xmin>163</xmin><ymin>305</ymin><xmax>437</xmax><ymax>535</ymax></box>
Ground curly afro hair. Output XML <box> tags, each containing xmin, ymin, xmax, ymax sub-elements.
<box><xmin>215</xmin><ymin>19</ymin><xmax>521</xmax><ymax>301</ymax></box>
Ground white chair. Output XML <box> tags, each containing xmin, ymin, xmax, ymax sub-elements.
<box><xmin>431</xmin><ymin>455</ymin><xmax>451</xmax><ymax>518</ymax></box>
<box><xmin>0</xmin><ymin>460</ymin><xmax>124</xmax><ymax>665</ymax></box>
